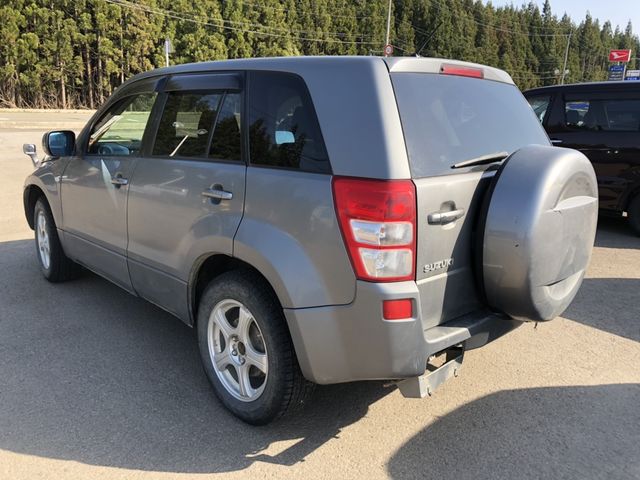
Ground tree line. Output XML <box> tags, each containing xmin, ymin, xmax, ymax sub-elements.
<box><xmin>1</xmin><ymin>0</ymin><xmax>638</xmax><ymax>109</ymax></box>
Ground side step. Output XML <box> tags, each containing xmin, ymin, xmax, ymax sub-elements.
<box><xmin>397</xmin><ymin>346</ymin><xmax>464</xmax><ymax>398</ymax></box>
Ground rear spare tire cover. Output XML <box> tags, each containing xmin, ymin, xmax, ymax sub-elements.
<box><xmin>481</xmin><ymin>145</ymin><xmax>598</xmax><ymax>322</ymax></box>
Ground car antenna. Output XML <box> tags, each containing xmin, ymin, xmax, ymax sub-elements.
<box><xmin>413</xmin><ymin>20</ymin><xmax>443</xmax><ymax>57</ymax></box>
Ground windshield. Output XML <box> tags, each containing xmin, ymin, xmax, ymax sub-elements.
<box><xmin>391</xmin><ymin>73</ymin><xmax>550</xmax><ymax>178</ymax></box>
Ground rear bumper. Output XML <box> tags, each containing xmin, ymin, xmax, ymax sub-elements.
<box><xmin>284</xmin><ymin>280</ymin><xmax>521</xmax><ymax>384</ymax></box>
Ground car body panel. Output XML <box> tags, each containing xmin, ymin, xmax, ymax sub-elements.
<box><xmin>127</xmin><ymin>158</ymin><xmax>247</xmax><ymax>320</ymax></box>
<box><xmin>234</xmin><ymin>167</ymin><xmax>355</xmax><ymax>308</ymax></box>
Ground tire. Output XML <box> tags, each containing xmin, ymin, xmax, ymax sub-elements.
<box><xmin>628</xmin><ymin>195</ymin><xmax>640</xmax><ymax>236</ymax></box>
<box><xmin>33</xmin><ymin>198</ymin><xmax>81</xmax><ymax>282</ymax></box>
<box><xmin>197</xmin><ymin>269</ymin><xmax>314</xmax><ymax>425</ymax></box>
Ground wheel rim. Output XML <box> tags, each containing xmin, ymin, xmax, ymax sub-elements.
<box><xmin>207</xmin><ymin>299</ymin><xmax>268</xmax><ymax>402</ymax></box>
<box><xmin>36</xmin><ymin>210</ymin><xmax>51</xmax><ymax>270</ymax></box>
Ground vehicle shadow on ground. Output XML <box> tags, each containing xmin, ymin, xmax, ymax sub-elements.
<box><xmin>387</xmin><ymin>384</ymin><xmax>640</xmax><ymax>480</ymax></box>
<box><xmin>0</xmin><ymin>239</ymin><xmax>391</xmax><ymax>473</ymax></box>
<box><xmin>594</xmin><ymin>216</ymin><xmax>639</xmax><ymax>249</ymax></box>
<box><xmin>563</xmin><ymin>278</ymin><xmax>640</xmax><ymax>342</ymax></box>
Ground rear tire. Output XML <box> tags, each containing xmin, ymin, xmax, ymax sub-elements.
<box><xmin>33</xmin><ymin>198</ymin><xmax>81</xmax><ymax>282</ymax></box>
<box><xmin>197</xmin><ymin>270</ymin><xmax>314</xmax><ymax>425</ymax></box>
<box><xmin>628</xmin><ymin>195</ymin><xmax>640</xmax><ymax>236</ymax></box>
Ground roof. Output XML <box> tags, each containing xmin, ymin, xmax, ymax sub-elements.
<box><xmin>524</xmin><ymin>80</ymin><xmax>640</xmax><ymax>95</ymax></box>
<box><xmin>124</xmin><ymin>55</ymin><xmax>514</xmax><ymax>87</ymax></box>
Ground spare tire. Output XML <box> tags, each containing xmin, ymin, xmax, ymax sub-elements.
<box><xmin>479</xmin><ymin>145</ymin><xmax>598</xmax><ymax>322</ymax></box>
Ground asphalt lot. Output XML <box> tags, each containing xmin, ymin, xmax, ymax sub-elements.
<box><xmin>0</xmin><ymin>111</ymin><xmax>639</xmax><ymax>480</ymax></box>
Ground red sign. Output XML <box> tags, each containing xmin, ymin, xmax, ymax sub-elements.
<box><xmin>609</xmin><ymin>49</ymin><xmax>632</xmax><ymax>62</ymax></box>
<box><xmin>384</xmin><ymin>44</ymin><xmax>394</xmax><ymax>57</ymax></box>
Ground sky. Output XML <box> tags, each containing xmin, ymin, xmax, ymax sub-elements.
<box><xmin>484</xmin><ymin>0</ymin><xmax>640</xmax><ymax>32</ymax></box>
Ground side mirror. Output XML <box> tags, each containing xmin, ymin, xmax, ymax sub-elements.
<box><xmin>23</xmin><ymin>143</ymin><xmax>40</xmax><ymax>167</ymax></box>
<box><xmin>42</xmin><ymin>130</ymin><xmax>75</xmax><ymax>158</ymax></box>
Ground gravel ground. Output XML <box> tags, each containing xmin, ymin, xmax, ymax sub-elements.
<box><xmin>0</xmin><ymin>111</ymin><xmax>638</xmax><ymax>480</ymax></box>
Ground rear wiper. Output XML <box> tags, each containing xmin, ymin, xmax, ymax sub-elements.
<box><xmin>450</xmin><ymin>151</ymin><xmax>509</xmax><ymax>169</ymax></box>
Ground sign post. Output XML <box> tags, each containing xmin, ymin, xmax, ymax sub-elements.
<box><xmin>607</xmin><ymin>49</ymin><xmax>632</xmax><ymax>82</ymax></box>
<box><xmin>164</xmin><ymin>38</ymin><xmax>173</xmax><ymax>67</ymax></box>
<box><xmin>625</xmin><ymin>69</ymin><xmax>640</xmax><ymax>81</ymax></box>
<box><xmin>609</xmin><ymin>49</ymin><xmax>632</xmax><ymax>63</ymax></box>
<box><xmin>608</xmin><ymin>64</ymin><xmax>626</xmax><ymax>81</ymax></box>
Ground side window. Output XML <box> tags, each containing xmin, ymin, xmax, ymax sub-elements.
<box><xmin>526</xmin><ymin>95</ymin><xmax>551</xmax><ymax>124</ymax></box>
<box><xmin>88</xmin><ymin>93</ymin><xmax>156</xmax><ymax>156</ymax></box>
<box><xmin>209</xmin><ymin>93</ymin><xmax>242</xmax><ymax>161</ymax></box>
<box><xmin>153</xmin><ymin>91</ymin><xmax>222</xmax><ymax>158</ymax></box>
<box><xmin>248</xmin><ymin>71</ymin><xmax>330</xmax><ymax>174</ymax></box>
<box><xmin>565</xmin><ymin>99</ymin><xmax>640</xmax><ymax>132</ymax></box>
<box><xmin>601</xmin><ymin>99</ymin><xmax>640</xmax><ymax>131</ymax></box>
<box><xmin>565</xmin><ymin>100</ymin><xmax>592</xmax><ymax>129</ymax></box>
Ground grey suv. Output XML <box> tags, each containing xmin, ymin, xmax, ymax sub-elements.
<box><xmin>22</xmin><ymin>57</ymin><xmax>598</xmax><ymax>424</ymax></box>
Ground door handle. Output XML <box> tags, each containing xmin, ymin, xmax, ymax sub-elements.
<box><xmin>111</xmin><ymin>176</ymin><xmax>129</xmax><ymax>187</ymax></box>
<box><xmin>202</xmin><ymin>187</ymin><xmax>233</xmax><ymax>201</ymax></box>
<box><xmin>428</xmin><ymin>208</ymin><xmax>465</xmax><ymax>225</ymax></box>
<box><xmin>550</xmin><ymin>139</ymin><xmax>563</xmax><ymax>145</ymax></box>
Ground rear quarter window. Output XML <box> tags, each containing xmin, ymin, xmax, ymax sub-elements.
<box><xmin>248</xmin><ymin>71</ymin><xmax>331</xmax><ymax>174</ymax></box>
<box><xmin>391</xmin><ymin>73</ymin><xmax>550</xmax><ymax>178</ymax></box>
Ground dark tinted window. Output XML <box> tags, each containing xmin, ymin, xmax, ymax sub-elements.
<box><xmin>88</xmin><ymin>93</ymin><xmax>156</xmax><ymax>156</ymax></box>
<box><xmin>391</xmin><ymin>73</ymin><xmax>549</xmax><ymax>178</ymax></box>
<box><xmin>153</xmin><ymin>92</ymin><xmax>222</xmax><ymax>157</ymax></box>
<box><xmin>248</xmin><ymin>71</ymin><xmax>330</xmax><ymax>173</ymax></box>
<box><xmin>526</xmin><ymin>95</ymin><xmax>551</xmax><ymax>123</ymax></box>
<box><xmin>564</xmin><ymin>100</ymin><xmax>591</xmax><ymax>129</ymax></box>
<box><xmin>565</xmin><ymin>99</ymin><xmax>640</xmax><ymax>132</ymax></box>
<box><xmin>209</xmin><ymin>92</ymin><xmax>242</xmax><ymax>161</ymax></box>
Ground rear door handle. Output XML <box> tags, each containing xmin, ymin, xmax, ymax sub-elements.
<box><xmin>202</xmin><ymin>187</ymin><xmax>233</xmax><ymax>201</ymax></box>
<box><xmin>428</xmin><ymin>208</ymin><xmax>465</xmax><ymax>225</ymax></box>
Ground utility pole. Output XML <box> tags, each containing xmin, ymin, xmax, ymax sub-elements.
<box><xmin>384</xmin><ymin>0</ymin><xmax>392</xmax><ymax>56</ymax></box>
<box><xmin>560</xmin><ymin>31</ymin><xmax>571</xmax><ymax>84</ymax></box>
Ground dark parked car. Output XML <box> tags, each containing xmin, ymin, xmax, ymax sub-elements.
<box><xmin>524</xmin><ymin>81</ymin><xmax>640</xmax><ymax>235</ymax></box>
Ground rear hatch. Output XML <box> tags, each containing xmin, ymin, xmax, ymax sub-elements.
<box><xmin>388</xmin><ymin>60</ymin><xmax>550</xmax><ymax>329</ymax></box>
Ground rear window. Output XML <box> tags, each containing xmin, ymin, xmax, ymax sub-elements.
<box><xmin>391</xmin><ymin>73</ymin><xmax>549</xmax><ymax>178</ymax></box>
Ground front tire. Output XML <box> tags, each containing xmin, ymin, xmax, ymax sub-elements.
<box><xmin>628</xmin><ymin>194</ymin><xmax>640</xmax><ymax>236</ymax></box>
<box><xmin>33</xmin><ymin>198</ymin><xmax>81</xmax><ymax>282</ymax></box>
<box><xmin>197</xmin><ymin>270</ymin><xmax>313</xmax><ymax>425</ymax></box>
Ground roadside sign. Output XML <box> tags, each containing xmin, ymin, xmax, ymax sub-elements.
<box><xmin>609</xmin><ymin>49</ymin><xmax>632</xmax><ymax>62</ymax></box>
<box><xmin>384</xmin><ymin>44</ymin><xmax>393</xmax><ymax>57</ymax></box>
<box><xmin>625</xmin><ymin>69</ymin><xmax>640</xmax><ymax>81</ymax></box>
<box><xmin>608</xmin><ymin>64</ymin><xmax>626</xmax><ymax>81</ymax></box>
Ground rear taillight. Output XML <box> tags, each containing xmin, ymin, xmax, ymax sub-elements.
<box><xmin>332</xmin><ymin>177</ymin><xmax>416</xmax><ymax>282</ymax></box>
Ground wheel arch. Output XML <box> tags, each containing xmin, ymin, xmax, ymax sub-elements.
<box><xmin>23</xmin><ymin>184</ymin><xmax>48</xmax><ymax>230</ymax></box>
<box><xmin>188</xmin><ymin>254</ymin><xmax>284</xmax><ymax>328</ymax></box>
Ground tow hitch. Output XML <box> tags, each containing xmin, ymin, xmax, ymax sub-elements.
<box><xmin>397</xmin><ymin>346</ymin><xmax>464</xmax><ymax>398</ymax></box>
